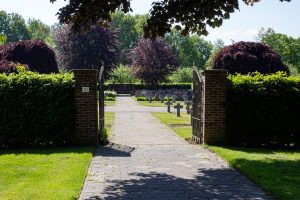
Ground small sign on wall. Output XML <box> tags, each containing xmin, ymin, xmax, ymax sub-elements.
<box><xmin>82</xmin><ymin>87</ymin><xmax>90</xmax><ymax>93</ymax></box>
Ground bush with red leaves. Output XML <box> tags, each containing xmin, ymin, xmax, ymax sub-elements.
<box><xmin>0</xmin><ymin>40</ymin><xmax>58</xmax><ymax>74</ymax></box>
<box><xmin>0</xmin><ymin>60</ymin><xmax>28</xmax><ymax>74</ymax></box>
<box><xmin>213</xmin><ymin>41</ymin><xmax>290</xmax><ymax>75</ymax></box>
<box><xmin>129</xmin><ymin>38</ymin><xmax>179</xmax><ymax>84</ymax></box>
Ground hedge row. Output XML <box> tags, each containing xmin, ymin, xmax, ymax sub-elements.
<box><xmin>226</xmin><ymin>72</ymin><xmax>300</xmax><ymax>147</ymax></box>
<box><xmin>105</xmin><ymin>83</ymin><xmax>192</xmax><ymax>91</ymax></box>
<box><xmin>0</xmin><ymin>67</ymin><xmax>75</xmax><ymax>148</ymax></box>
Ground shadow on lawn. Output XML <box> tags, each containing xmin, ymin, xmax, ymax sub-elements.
<box><xmin>86</xmin><ymin>167</ymin><xmax>271</xmax><ymax>200</ymax></box>
<box><xmin>0</xmin><ymin>146</ymin><xmax>94</xmax><ymax>156</ymax></box>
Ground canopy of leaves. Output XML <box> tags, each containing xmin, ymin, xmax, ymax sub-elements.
<box><xmin>129</xmin><ymin>38</ymin><xmax>179</xmax><ymax>84</ymax></box>
<box><xmin>50</xmin><ymin>0</ymin><xmax>291</xmax><ymax>37</ymax></box>
<box><xmin>257</xmin><ymin>28</ymin><xmax>300</xmax><ymax>71</ymax></box>
<box><xmin>166</xmin><ymin>29</ymin><xmax>213</xmax><ymax>68</ymax></box>
<box><xmin>53</xmin><ymin>24</ymin><xmax>119</xmax><ymax>76</ymax></box>
<box><xmin>0</xmin><ymin>40</ymin><xmax>58</xmax><ymax>74</ymax></box>
<box><xmin>213</xmin><ymin>41</ymin><xmax>290</xmax><ymax>75</ymax></box>
<box><xmin>0</xmin><ymin>11</ymin><xmax>30</xmax><ymax>42</ymax></box>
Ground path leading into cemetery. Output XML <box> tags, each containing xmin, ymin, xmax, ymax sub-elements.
<box><xmin>79</xmin><ymin>96</ymin><xmax>271</xmax><ymax>200</ymax></box>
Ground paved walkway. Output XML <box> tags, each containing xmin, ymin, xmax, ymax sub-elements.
<box><xmin>79</xmin><ymin>96</ymin><xmax>271</xmax><ymax>200</ymax></box>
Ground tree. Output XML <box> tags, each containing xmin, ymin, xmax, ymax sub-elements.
<box><xmin>0</xmin><ymin>11</ymin><xmax>30</xmax><ymax>42</ymax></box>
<box><xmin>0</xmin><ymin>34</ymin><xmax>7</xmax><ymax>45</ymax></box>
<box><xmin>110</xmin><ymin>12</ymin><xmax>146</xmax><ymax>65</ymax></box>
<box><xmin>0</xmin><ymin>40</ymin><xmax>58</xmax><ymax>74</ymax></box>
<box><xmin>213</xmin><ymin>41</ymin><xmax>290</xmax><ymax>75</ymax></box>
<box><xmin>257</xmin><ymin>28</ymin><xmax>300</xmax><ymax>71</ymax></box>
<box><xmin>165</xmin><ymin>29</ymin><xmax>213</xmax><ymax>68</ymax></box>
<box><xmin>27</xmin><ymin>19</ymin><xmax>54</xmax><ymax>47</ymax></box>
<box><xmin>50</xmin><ymin>0</ymin><xmax>291</xmax><ymax>37</ymax></box>
<box><xmin>53</xmin><ymin>24</ymin><xmax>119</xmax><ymax>76</ymax></box>
<box><xmin>129</xmin><ymin>38</ymin><xmax>179</xmax><ymax>84</ymax></box>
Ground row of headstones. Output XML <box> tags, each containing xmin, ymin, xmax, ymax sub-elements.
<box><xmin>136</xmin><ymin>89</ymin><xmax>192</xmax><ymax>117</ymax></box>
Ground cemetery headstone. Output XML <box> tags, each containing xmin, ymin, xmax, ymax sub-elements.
<box><xmin>185</xmin><ymin>100</ymin><xmax>191</xmax><ymax>114</ymax></box>
<box><xmin>165</xmin><ymin>98</ymin><xmax>173</xmax><ymax>113</ymax></box>
<box><xmin>172</xmin><ymin>94</ymin><xmax>177</xmax><ymax>103</ymax></box>
<box><xmin>174</xmin><ymin>103</ymin><xmax>183</xmax><ymax>117</ymax></box>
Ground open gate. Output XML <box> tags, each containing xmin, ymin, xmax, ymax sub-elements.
<box><xmin>98</xmin><ymin>67</ymin><xmax>105</xmax><ymax>142</ymax></box>
<box><xmin>192</xmin><ymin>68</ymin><xmax>204</xmax><ymax>144</ymax></box>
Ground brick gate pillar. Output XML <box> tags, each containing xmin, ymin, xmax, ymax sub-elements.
<box><xmin>74</xmin><ymin>69</ymin><xmax>99</xmax><ymax>146</ymax></box>
<box><xmin>203</xmin><ymin>70</ymin><xmax>228</xmax><ymax>145</ymax></box>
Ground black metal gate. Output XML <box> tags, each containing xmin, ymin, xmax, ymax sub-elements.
<box><xmin>192</xmin><ymin>68</ymin><xmax>204</xmax><ymax>143</ymax></box>
<box><xmin>98</xmin><ymin>67</ymin><xmax>105</xmax><ymax>142</ymax></box>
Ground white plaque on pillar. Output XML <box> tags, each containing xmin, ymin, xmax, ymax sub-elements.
<box><xmin>82</xmin><ymin>87</ymin><xmax>90</xmax><ymax>93</ymax></box>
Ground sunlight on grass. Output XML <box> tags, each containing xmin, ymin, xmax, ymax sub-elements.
<box><xmin>0</xmin><ymin>147</ymin><xmax>94</xmax><ymax>200</ymax></box>
<box><xmin>152</xmin><ymin>112</ymin><xmax>192</xmax><ymax>139</ymax></box>
<box><xmin>105</xmin><ymin>100</ymin><xmax>116</xmax><ymax>106</ymax></box>
<box><xmin>208</xmin><ymin>146</ymin><xmax>300</xmax><ymax>200</ymax></box>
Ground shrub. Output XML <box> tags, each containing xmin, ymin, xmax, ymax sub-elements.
<box><xmin>0</xmin><ymin>40</ymin><xmax>58</xmax><ymax>74</ymax></box>
<box><xmin>168</xmin><ymin>67</ymin><xmax>193</xmax><ymax>83</ymax></box>
<box><xmin>226</xmin><ymin>72</ymin><xmax>300</xmax><ymax>147</ymax></box>
<box><xmin>105</xmin><ymin>83</ymin><xmax>192</xmax><ymax>91</ymax></box>
<box><xmin>105</xmin><ymin>97</ymin><xmax>115</xmax><ymax>101</ymax></box>
<box><xmin>0</xmin><ymin>60</ymin><xmax>28</xmax><ymax>74</ymax></box>
<box><xmin>108</xmin><ymin>65</ymin><xmax>140</xmax><ymax>83</ymax></box>
<box><xmin>213</xmin><ymin>41</ymin><xmax>290</xmax><ymax>75</ymax></box>
<box><xmin>129</xmin><ymin>37</ymin><xmax>179</xmax><ymax>84</ymax></box>
<box><xmin>104</xmin><ymin>90</ymin><xmax>117</xmax><ymax>98</ymax></box>
<box><xmin>0</xmin><ymin>67</ymin><xmax>75</xmax><ymax>148</ymax></box>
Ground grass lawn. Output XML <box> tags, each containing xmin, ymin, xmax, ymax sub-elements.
<box><xmin>105</xmin><ymin>112</ymin><xmax>115</xmax><ymax>137</ymax></box>
<box><xmin>105</xmin><ymin>100</ymin><xmax>116</xmax><ymax>106</ymax></box>
<box><xmin>152</xmin><ymin>112</ymin><xmax>192</xmax><ymax>139</ymax></box>
<box><xmin>0</xmin><ymin>147</ymin><xmax>94</xmax><ymax>200</ymax></box>
<box><xmin>208</xmin><ymin>146</ymin><xmax>300</xmax><ymax>200</ymax></box>
<box><xmin>152</xmin><ymin>112</ymin><xmax>300</xmax><ymax>200</ymax></box>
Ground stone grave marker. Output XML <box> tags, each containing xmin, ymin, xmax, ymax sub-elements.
<box><xmin>159</xmin><ymin>93</ymin><xmax>165</xmax><ymax>103</ymax></box>
<box><xmin>185</xmin><ymin>100</ymin><xmax>191</xmax><ymax>114</ymax></box>
<box><xmin>174</xmin><ymin>103</ymin><xmax>183</xmax><ymax>117</ymax></box>
<box><xmin>165</xmin><ymin>98</ymin><xmax>173</xmax><ymax>113</ymax></box>
<box><xmin>172</xmin><ymin>94</ymin><xmax>177</xmax><ymax>103</ymax></box>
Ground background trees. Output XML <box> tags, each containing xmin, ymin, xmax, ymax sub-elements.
<box><xmin>53</xmin><ymin>24</ymin><xmax>119</xmax><ymax>76</ymax></box>
<box><xmin>129</xmin><ymin>38</ymin><xmax>179</xmax><ymax>84</ymax></box>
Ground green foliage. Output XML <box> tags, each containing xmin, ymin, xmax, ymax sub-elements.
<box><xmin>0</xmin><ymin>34</ymin><xmax>7</xmax><ymax>45</ymax></box>
<box><xmin>104</xmin><ymin>90</ymin><xmax>117</xmax><ymax>98</ymax></box>
<box><xmin>107</xmin><ymin>65</ymin><xmax>139</xmax><ymax>83</ymax></box>
<box><xmin>226</xmin><ymin>72</ymin><xmax>300</xmax><ymax>147</ymax></box>
<box><xmin>27</xmin><ymin>19</ymin><xmax>54</xmax><ymax>47</ymax></box>
<box><xmin>105</xmin><ymin>97</ymin><xmax>115</xmax><ymax>101</ymax></box>
<box><xmin>168</xmin><ymin>67</ymin><xmax>193</xmax><ymax>83</ymax></box>
<box><xmin>258</xmin><ymin>28</ymin><xmax>300</xmax><ymax>71</ymax></box>
<box><xmin>0</xmin><ymin>67</ymin><xmax>75</xmax><ymax>148</ymax></box>
<box><xmin>105</xmin><ymin>83</ymin><xmax>192</xmax><ymax>90</ymax></box>
<box><xmin>204</xmin><ymin>49</ymin><xmax>221</xmax><ymax>69</ymax></box>
<box><xmin>136</xmin><ymin>97</ymin><xmax>173</xmax><ymax>101</ymax></box>
<box><xmin>166</xmin><ymin>29</ymin><xmax>213</xmax><ymax>68</ymax></box>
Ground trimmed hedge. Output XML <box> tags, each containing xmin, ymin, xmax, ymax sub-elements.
<box><xmin>105</xmin><ymin>83</ymin><xmax>191</xmax><ymax>91</ymax></box>
<box><xmin>0</xmin><ymin>67</ymin><xmax>75</xmax><ymax>148</ymax></box>
<box><xmin>226</xmin><ymin>72</ymin><xmax>300</xmax><ymax>147</ymax></box>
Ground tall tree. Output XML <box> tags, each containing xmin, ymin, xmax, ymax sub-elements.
<box><xmin>27</xmin><ymin>19</ymin><xmax>54</xmax><ymax>46</ymax></box>
<box><xmin>110</xmin><ymin>12</ymin><xmax>146</xmax><ymax>65</ymax></box>
<box><xmin>53</xmin><ymin>24</ymin><xmax>119</xmax><ymax>76</ymax></box>
<box><xmin>165</xmin><ymin>29</ymin><xmax>213</xmax><ymax>68</ymax></box>
<box><xmin>50</xmin><ymin>0</ymin><xmax>291</xmax><ymax>37</ymax></box>
<box><xmin>257</xmin><ymin>28</ymin><xmax>300</xmax><ymax>70</ymax></box>
<box><xmin>0</xmin><ymin>34</ymin><xmax>7</xmax><ymax>45</ymax></box>
<box><xmin>0</xmin><ymin>11</ymin><xmax>30</xmax><ymax>42</ymax></box>
<box><xmin>129</xmin><ymin>37</ymin><xmax>179</xmax><ymax>84</ymax></box>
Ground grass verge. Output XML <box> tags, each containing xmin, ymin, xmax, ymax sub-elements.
<box><xmin>152</xmin><ymin>112</ymin><xmax>192</xmax><ymax>139</ymax></box>
<box><xmin>0</xmin><ymin>147</ymin><xmax>94</xmax><ymax>200</ymax></box>
<box><xmin>152</xmin><ymin>111</ymin><xmax>300</xmax><ymax>200</ymax></box>
<box><xmin>208</xmin><ymin>146</ymin><xmax>300</xmax><ymax>200</ymax></box>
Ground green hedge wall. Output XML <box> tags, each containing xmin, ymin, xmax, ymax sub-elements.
<box><xmin>105</xmin><ymin>83</ymin><xmax>191</xmax><ymax>91</ymax></box>
<box><xmin>226</xmin><ymin>72</ymin><xmax>300</xmax><ymax>147</ymax></box>
<box><xmin>0</xmin><ymin>68</ymin><xmax>75</xmax><ymax>148</ymax></box>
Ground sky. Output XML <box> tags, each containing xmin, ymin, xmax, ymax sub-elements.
<box><xmin>1</xmin><ymin>0</ymin><xmax>299</xmax><ymax>44</ymax></box>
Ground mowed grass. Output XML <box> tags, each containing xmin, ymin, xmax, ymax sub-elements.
<box><xmin>209</xmin><ymin>146</ymin><xmax>300</xmax><ymax>200</ymax></box>
<box><xmin>152</xmin><ymin>112</ymin><xmax>192</xmax><ymax>139</ymax></box>
<box><xmin>133</xmin><ymin>96</ymin><xmax>185</xmax><ymax>107</ymax></box>
<box><xmin>0</xmin><ymin>147</ymin><xmax>94</xmax><ymax>200</ymax></box>
<box><xmin>152</xmin><ymin>112</ymin><xmax>300</xmax><ymax>200</ymax></box>
<box><xmin>105</xmin><ymin>112</ymin><xmax>115</xmax><ymax>137</ymax></box>
<box><xmin>105</xmin><ymin>100</ymin><xmax>116</xmax><ymax>106</ymax></box>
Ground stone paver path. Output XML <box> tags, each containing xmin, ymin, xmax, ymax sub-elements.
<box><xmin>79</xmin><ymin>96</ymin><xmax>271</xmax><ymax>200</ymax></box>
